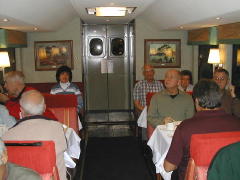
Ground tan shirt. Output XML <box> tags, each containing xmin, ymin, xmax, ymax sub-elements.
<box><xmin>3</xmin><ymin>118</ymin><xmax>67</xmax><ymax>180</ymax></box>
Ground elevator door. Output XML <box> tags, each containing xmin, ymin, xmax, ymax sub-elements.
<box><xmin>83</xmin><ymin>24</ymin><xmax>134</xmax><ymax>126</ymax></box>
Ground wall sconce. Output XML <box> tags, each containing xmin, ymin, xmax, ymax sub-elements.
<box><xmin>0</xmin><ymin>52</ymin><xmax>10</xmax><ymax>75</ymax></box>
<box><xmin>208</xmin><ymin>48</ymin><xmax>222</xmax><ymax>70</ymax></box>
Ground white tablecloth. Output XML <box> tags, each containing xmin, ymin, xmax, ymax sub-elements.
<box><xmin>63</xmin><ymin>125</ymin><xmax>81</xmax><ymax>168</ymax></box>
<box><xmin>147</xmin><ymin>125</ymin><xmax>174</xmax><ymax>180</ymax></box>
<box><xmin>137</xmin><ymin>106</ymin><xmax>147</xmax><ymax>128</ymax></box>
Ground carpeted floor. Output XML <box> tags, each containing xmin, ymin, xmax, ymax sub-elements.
<box><xmin>82</xmin><ymin>136</ymin><xmax>152</xmax><ymax>180</ymax></box>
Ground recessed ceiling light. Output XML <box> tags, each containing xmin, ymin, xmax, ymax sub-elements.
<box><xmin>34</xmin><ymin>27</ymin><xmax>38</xmax><ymax>31</ymax></box>
<box><xmin>180</xmin><ymin>26</ymin><xmax>184</xmax><ymax>29</ymax></box>
<box><xmin>106</xmin><ymin>19</ymin><xmax>110</xmax><ymax>22</ymax></box>
<box><xmin>86</xmin><ymin>7</ymin><xmax>136</xmax><ymax>17</ymax></box>
<box><xmin>216</xmin><ymin>17</ymin><xmax>221</xmax><ymax>20</ymax></box>
<box><xmin>3</xmin><ymin>18</ymin><xmax>9</xmax><ymax>22</ymax></box>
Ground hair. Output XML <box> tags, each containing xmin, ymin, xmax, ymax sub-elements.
<box><xmin>20</xmin><ymin>90</ymin><xmax>45</xmax><ymax>115</ymax></box>
<box><xmin>214</xmin><ymin>68</ymin><xmax>229</xmax><ymax>77</ymax></box>
<box><xmin>4</xmin><ymin>71</ymin><xmax>25</xmax><ymax>85</ymax></box>
<box><xmin>193</xmin><ymin>79</ymin><xmax>222</xmax><ymax>109</ymax></box>
<box><xmin>56</xmin><ymin>65</ymin><xmax>72</xmax><ymax>82</ymax></box>
<box><xmin>0</xmin><ymin>138</ymin><xmax>6</xmax><ymax>165</ymax></box>
<box><xmin>181</xmin><ymin>70</ymin><xmax>193</xmax><ymax>84</ymax></box>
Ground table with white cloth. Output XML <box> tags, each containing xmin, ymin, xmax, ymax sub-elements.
<box><xmin>63</xmin><ymin>125</ymin><xmax>81</xmax><ymax>168</ymax></box>
<box><xmin>147</xmin><ymin>125</ymin><xmax>175</xmax><ymax>180</ymax></box>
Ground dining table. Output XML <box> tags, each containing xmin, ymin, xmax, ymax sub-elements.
<box><xmin>147</xmin><ymin>124</ymin><xmax>176</xmax><ymax>180</ymax></box>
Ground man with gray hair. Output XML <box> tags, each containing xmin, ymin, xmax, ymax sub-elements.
<box><xmin>3</xmin><ymin>90</ymin><xmax>67</xmax><ymax>180</ymax></box>
<box><xmin>0</xmin><ymin>71</ymin><xmax>56</xmax><ymax>120</ymax></box>
<box><xmin>0</xmin><ymin>138</ymin><xmax>41</xmax><ymax>179</ymax></box>
<box><xmin>164</xmin><ymin>79</ymin><xmax>240</xmax><ymax>180</ymax></box>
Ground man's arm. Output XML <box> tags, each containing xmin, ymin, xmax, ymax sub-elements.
<box><xmin>134</xmin><ymin>100</ymin><xmax>144</xmax><ymax>112</ymax></box>
<box><xmin>147</xmin><ymin>94</ymin><xmax>165</xmax><ymax>127</ymax></box>
<box><xmin>164</xmin><ymin>159</ymin><xmax>177</xmax><ymax>172</ymax></box>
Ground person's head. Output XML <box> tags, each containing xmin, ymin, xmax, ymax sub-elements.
<box><xmin>164</xmin><ymin>69</ymin><xmax>181</xmax><ymax>90</ymax></box>
<box><xmin>180</xmin><ymin>70</ymin><xmax>193</xmax><ymax>89</ymax></box>
<box><xmin>0</xmin><ymin>139</ymin><xmax>7</xmax><ymax>166</ymax></box>
<box><xmin>143</xmin><ymin>65</ymin><xmax>155</xmax><ymax>82</ymax></box>
<box><xmin>56</xmin><ymin>66</ymin><xmax>72</xmax><ymax>83</ymax></box>
<box><xmin>193</xmin><ymin>79</ymin><xmax>222</xmax><ymax>111</ymax></box>
<box><xmin>19</xmin><ymin>90</ymin><xmax>46</xmax><ymax>117</ymax></box>
<box><xmin>213</xmin><ymin>68</ymin><xmax>229</xmax><ymax>90</ymax></box>
<box><xmin>4</xmin><ymin>71</ymin><xmax>25</xmax><ymax>97</ymax></box>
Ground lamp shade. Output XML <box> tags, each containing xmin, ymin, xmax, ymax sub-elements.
<box><xmin>208</xmin><ymin>48</ymin><xmax>220</xmax><ymax>64</ymax></box>
<box><xmin>0</xmin><ymin>52</ymin><xmax>10</xmax><ymax>68</ymax></box>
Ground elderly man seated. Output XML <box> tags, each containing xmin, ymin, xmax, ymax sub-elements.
<box><xmin>3</xmin><ymin>90</ymin><xmax>67</xmax><ymax>180</ymax></box>
<box><xmin>147</xmin><ymin>69</ymin><xmax>194</xmax><ymax>130</ymax></box>
<box><xmin>0</xmin><ymin>71</ymin><xmax>56</xmax><ymax>120</ymax></box>
<box><xmin>0</xmin><ymin>138</ymin><xmax>41</xmax><ymax>180</ymax></box>
<box><xmin>164</xmin><ymin>80</ymin><xmax>240</xmax><ymax>180</ymax></box>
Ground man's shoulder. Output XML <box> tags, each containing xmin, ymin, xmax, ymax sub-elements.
<box><xmin>7</xmin><ymin>162</ymin><xmax>41</xmax><ymax>180</ymax></box>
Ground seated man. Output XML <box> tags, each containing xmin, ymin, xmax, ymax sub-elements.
<box><xmin>133</xmin><ymin>64</ymin><xmax>164</xmax><ymax>114</ymax></box>
<box><xmin>3</xmin><ymin>90</ymin><xmax>67</xmax><ymax>180</ymax></box>
<box><xmin>0</xmin><ymin>138</ymin><xmax>41</xmax><ymax>180</ymax></box>
<box><xmin>178</xmin><ymin>70</ymin><xmax>193</xmax><ymax>94</ymax></box>
<box><xmin>0</xmin><ymin>71</ymin><xmax>56</xmax><ymax>120</ymax></box>
<box><xmin>164</xmin><ymin>80</ymin><xmax>240</xmax><ymax>180</ymax></box>
<box><xmin>148</xmin><ymin>69</ymin><xmax>194</xmax><ymax>128</ymax></box>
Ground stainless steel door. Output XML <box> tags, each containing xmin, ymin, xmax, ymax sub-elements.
<box><xmin>83</xmin><ymin>24</ymin><xmax>133</xmax><ymax>113</ymax></box>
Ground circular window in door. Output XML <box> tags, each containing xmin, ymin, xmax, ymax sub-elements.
<box><xmin>111</xmin><ymin>38</ymin><xmax>124</xmax><ymax>56</ymax></box>
<box><xmin>90</xmin><ymin>38</ymin><xmax>103</xmax><ymax>56</ymax></box>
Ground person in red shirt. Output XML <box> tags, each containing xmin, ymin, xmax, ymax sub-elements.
<box><xmin>0</xmin><ymin>71</ymin><xmax>57</xmax><ymax>120</ymax></box>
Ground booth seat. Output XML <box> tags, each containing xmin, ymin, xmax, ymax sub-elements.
<box><xmin>5</xmin><ymin>140</ymin><xmax>60</xmax><ymax>180</ymax></box>
<box><xmin>185</xmin><ymin>131</ymin><xmax>240</xmax><ymax>180</ymax></box>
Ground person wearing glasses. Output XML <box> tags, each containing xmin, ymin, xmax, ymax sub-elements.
<box><xmin>213</xmin><ymin>68</ymin><xmax>238</xmax><ymax>116</ymax></box>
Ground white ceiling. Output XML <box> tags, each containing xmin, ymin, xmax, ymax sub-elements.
<box><xmin>0</xmin><ymin>0</ymin><xmax>240</xmax><ymax>32</ymax></box>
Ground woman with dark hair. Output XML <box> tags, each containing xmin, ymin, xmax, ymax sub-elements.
<box><xmin>50</xmin><ymin>66</ymin><xmax>83</xmax><ymax>113</ymax></box>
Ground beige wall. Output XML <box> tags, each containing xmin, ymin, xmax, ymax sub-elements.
<box><xmin>16</xmin><ymin>18</ymin><xmax>82</xmax><ymax>83</ymax></box>
<box><xmin>16</xmin><ymin>16</ymin><xmax>195</xmax><ymax>83</ymax></box>
<box><xmin>135</xmin><ymin>16</ymin><xmax>194</xmax><ymax>80</ymax></box>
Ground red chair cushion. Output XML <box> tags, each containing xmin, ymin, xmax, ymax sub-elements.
<box><xmin>5</xmin><ymin>141</ymin><xmax>56</xmax><ymax>174</ymax></box>
<box><xmin>190</xmin><ymin>131</ymin><xmax>240</xmax><ymax>166</ymax></box>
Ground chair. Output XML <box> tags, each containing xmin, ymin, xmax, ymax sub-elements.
<box><xmin>5</xmin><ymin>140</ymin><xmax>60</xmax><ymax>180</ymax></box>
<box><xmin>146</xmin><ymin>92</ymin><xmax>157</xmax><ymax>139</ymax></box>
<box><xmin>185</xmin><ymin>131</ymin><xmax>240</xmax><ymax>180</ymax></box>
<box><xmin>43</xmin><ymin>94</ymin><xmax>80</xmax><ymax>134</ymax></box>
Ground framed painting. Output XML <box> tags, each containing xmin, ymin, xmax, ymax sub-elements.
<box><xmin>144</xmin><ymin>39</ymin><xmax>181</xmax><ymax>68</ymax></box>
<box><xmin>35</xmin><ymin>40</ymin><xmax>73</xmax><ymax>71</ymax></box>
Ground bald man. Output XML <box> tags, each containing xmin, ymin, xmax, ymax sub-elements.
<box><xmin>3</xmin><ymin>90</ymin><xmax>67</xmax><ymax>180</ymax></box>
<box><xmin>148</xmin><ymin>69</ymin><xmax>194</xmax><ymax>128</ymax></box>
<box><xmin>133</xmin><ymin>65</ymin><xmax>164</xmax><ymax>113</ymax></box>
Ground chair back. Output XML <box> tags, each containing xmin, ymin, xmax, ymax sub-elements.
<box><xmin>5</xmin><ymin>140</ymin><xmax>60</xmax><ymax>180</ymax></box>
<box><xmin>43</xmin><ymin>94</ymin><xmax>79</xmax><ymax>134</ymax></box>
<box><xmin>146</xmin><ymin>92</ymin><xmax>157</xmax><ymax>139</ymax></box>
<box><xmin>185</xmin><ymin>131</ymin><xmax>240</xmax><ymax>180</ymax></box>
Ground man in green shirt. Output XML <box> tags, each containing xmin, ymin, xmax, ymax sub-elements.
<box><xmin>148</xmin><ymin>69</ymin><xmax>194</xmax><ymax>128</ymax></box>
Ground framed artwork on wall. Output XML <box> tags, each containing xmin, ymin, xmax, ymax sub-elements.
<box><xmin>144</xmin><ymin>39</ymin><xmax>181</xmax><ymax>68</ymax></box>
<box><xmin>34</xmin><ymin>40</ymin><xmax>73</xmax><ymax>71</ymax></box>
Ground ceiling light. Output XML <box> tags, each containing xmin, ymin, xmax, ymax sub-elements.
<box><xmin>180</xmin><ymin>26</ymin><xmax>184</xmax><ymax>29</ymax></box>
<box><xmin>3</xmin><ymin>18</ymin><xmax>9</xmax><ymax>22</ymax></box>
<box><xmin>216</xmin><ymin>17</ymin><xmax>221</xmax><ymax>20</ymax></box>
<box><xmin>86</xmin><ymin>7</ymin><xmax>136</xmax><ymax>17</ymax></box>
<box><xmin>34</xmin><ymin>27</ymin><xmax>38</xmax><ymax>31</ymax></box>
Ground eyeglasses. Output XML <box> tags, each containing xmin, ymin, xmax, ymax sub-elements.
<box><xmin>214</xmin><ymin>77</ymin><xmax>226</xmax><ymax>81</ymax></box>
